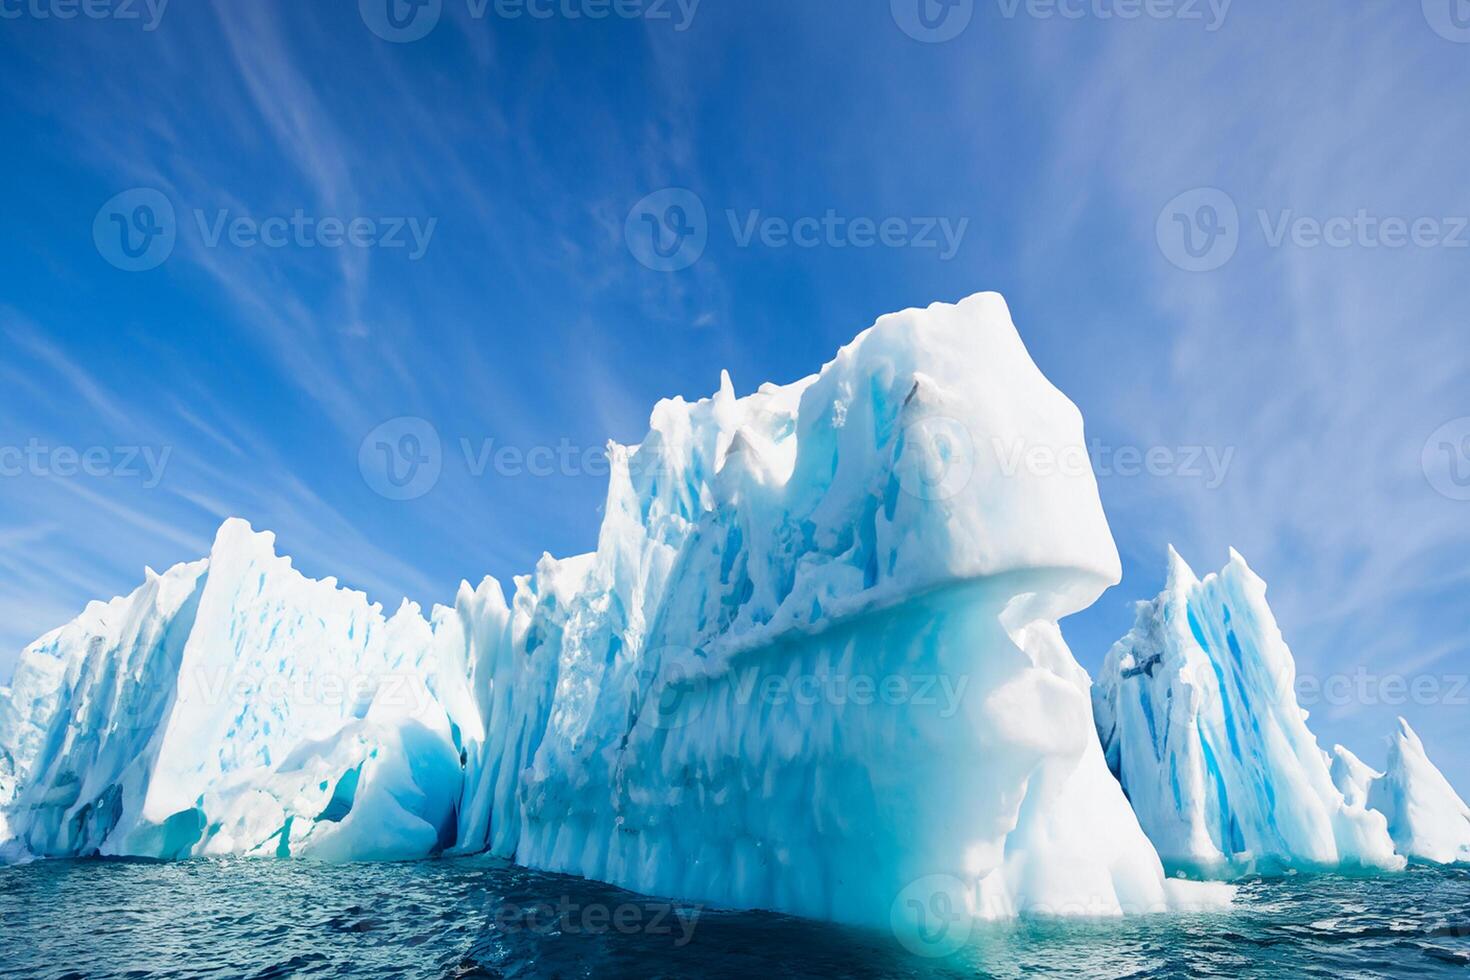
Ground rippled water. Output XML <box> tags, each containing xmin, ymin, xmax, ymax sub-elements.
<box><xmin>0</xmin><ymin>857</ymin><xmax>1466</xmax><ymax>978</ymax></box>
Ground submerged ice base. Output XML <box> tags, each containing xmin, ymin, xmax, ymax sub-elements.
<box><xmin>0</xmin><ymin>293</ymin><xmax>1232</xmax><ymax>924</ymax></box>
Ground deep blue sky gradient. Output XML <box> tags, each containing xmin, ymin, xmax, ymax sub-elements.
<box><xmin>1</xmin><ymin>0</ymin><xmax>1467</xmax><ymax>790</ymax></box>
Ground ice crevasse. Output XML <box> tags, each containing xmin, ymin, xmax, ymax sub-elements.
<box><xmin>0</xmin><ymin>292</ymin><xmax>1233</xmax><ymax>925</ymax></box>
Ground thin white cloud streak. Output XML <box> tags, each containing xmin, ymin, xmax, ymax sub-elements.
<box><xmin>1019</xmin><ymin>8</ymin><xmax>1470</xmax><ymax>775</ymax></box>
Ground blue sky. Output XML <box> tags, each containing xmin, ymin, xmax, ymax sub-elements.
<box><xmin>1</xmin><ymin>1</ymin><xmax>1467</xmax><ymax>791</ymax></box>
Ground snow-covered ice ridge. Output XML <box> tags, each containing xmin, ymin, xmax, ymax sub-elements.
<box><xmin>4</xmin><ymin>292</ymin><xmax>1233</xmax><ymax>925</ymax></box>
<box><xmin>1095</xmin><ymin>547</ymin><xmax>1468</xmax><ymax>875</ymax></box>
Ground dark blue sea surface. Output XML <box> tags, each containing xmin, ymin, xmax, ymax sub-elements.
<box><xmin>0</xmin><ymin>857</ymin><xmax>1466</xmax><ymax>978</ymax></box>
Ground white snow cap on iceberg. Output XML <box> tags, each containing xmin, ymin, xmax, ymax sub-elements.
<box><xmin>1367</xmin><ymin>718</ymin><xmax>1470</xmax><ymax>865</ymax></box>
<box><xmin>1093</xmin><ymin>547</ymin><xmax>1403</xmax><ymax>876</ymax></box>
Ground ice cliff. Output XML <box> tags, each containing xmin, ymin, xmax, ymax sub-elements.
<box><xmin>1093</xmin><ymin>548</ymin><xmax>1404</xmax><ymax>875</ymax></box>
<box><xmin>0</xmin><ymin>523</ymin><xmax>472</xmax><ymax>862</ymax></box>
<box><xmin>3</xmin><ymin>292</ymin><xmax>1236</xmax><ymax>925</ymax></box>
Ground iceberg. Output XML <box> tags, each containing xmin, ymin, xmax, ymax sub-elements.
<box><xmin>0</xmin><ymin>293</ymin><xmax>1232</xmax><ymax>925</ymax></box>
<box><xmin>1367</xmin><ymin>718</ymin><xmax>1470</xmax><ymax>865</ymax></box>
<box><xmin>1093</xmin><ymin>548</ymin><xmax>1403</xmax><ymax>876</ymax></box>
<box><xmin>1</xmin><ymin>522</ymin><xmax>472</xmax><ymax>862</ymax></box>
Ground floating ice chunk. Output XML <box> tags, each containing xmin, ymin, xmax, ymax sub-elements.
<box><xmin>1367</xmin><ymin>718</ymin><xmax>1470</xmax><ymax>865</ymax></box>
<box><xmin>1093</xmin><ymin>548</ymin><xmax>1403</xmax><ymax>875</ymax></box>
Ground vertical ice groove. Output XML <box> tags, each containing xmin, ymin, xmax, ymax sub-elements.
<box><xmin>1093</xmin><ymin>547</ymin><xmax>1405</xmax><ymax>876</ymax></box>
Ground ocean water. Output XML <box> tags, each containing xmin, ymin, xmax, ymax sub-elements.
<box><xmin>0</xmin><ymin>857</ymin><xmax>1465</xmax><ymax>979</ymax></box>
